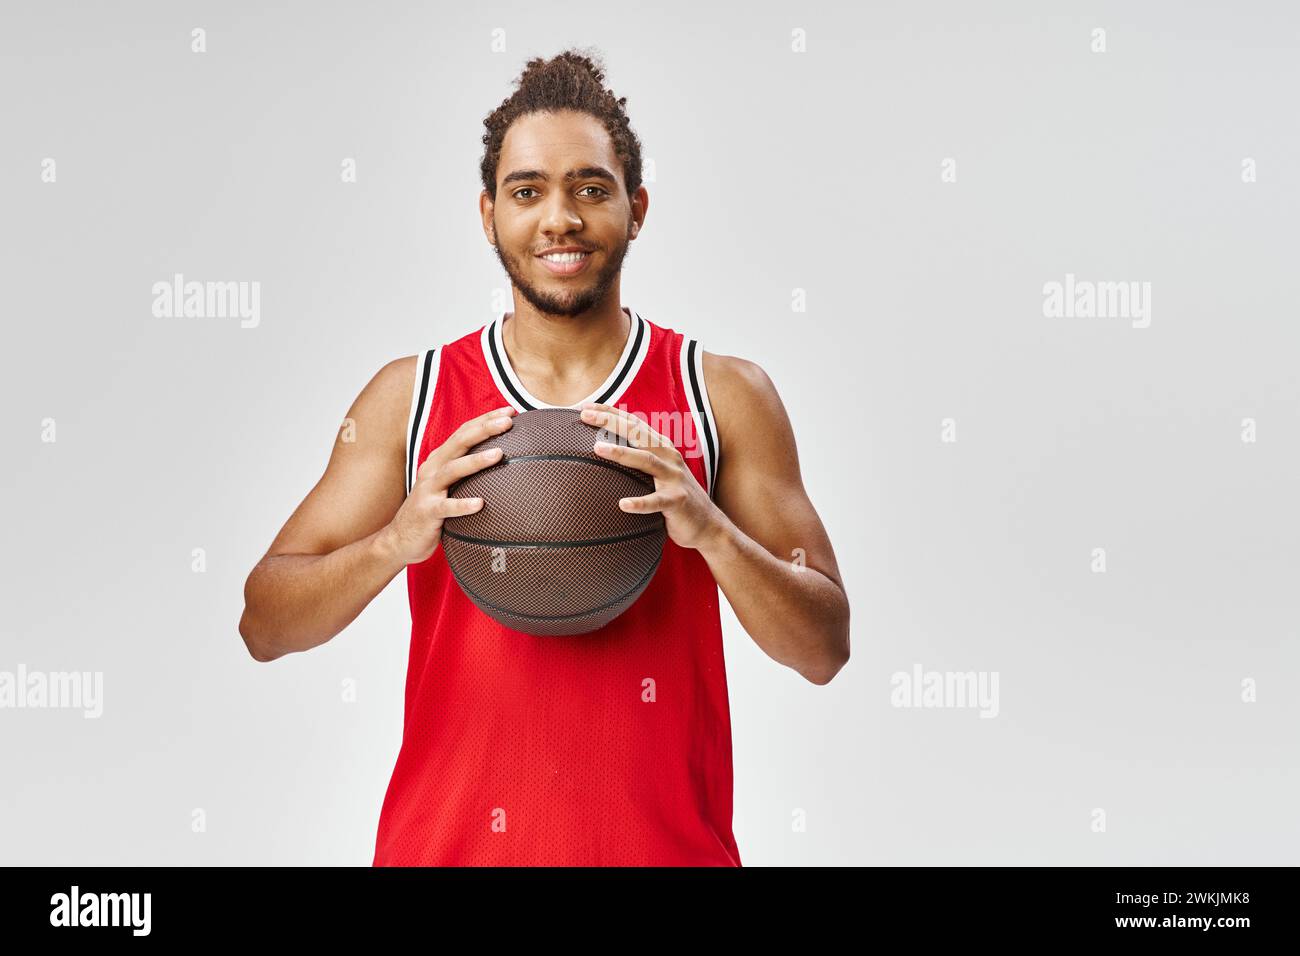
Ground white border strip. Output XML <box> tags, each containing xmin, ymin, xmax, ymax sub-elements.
<box><xmin>480</xmin><ymin>321</ymin><xmax>523</xmax><ymax>412</ymax></box>
<box><xmin>680</xmin><ymin>336</ymin><xmax>721</xmax><ymax>497</ymax></box>
<box><xmin>600</xmin><ymin>309</ymin><xmax>651</xmax><ymax>408</ymax></box>
<box><xmin>405</xmin><ymin>348</ymin><xmax>440</xmax><ymax>494</ymax></box>
<box><xmin>482</xmin><ymin>308</ymin><xmax>648</xmax><ymax>411</ymax></box>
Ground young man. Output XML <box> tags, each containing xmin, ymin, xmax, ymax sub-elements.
<box><xmin>239</xmin><ymin>50</ymin><xmax>849</xmax><ymax>866</ymax></box>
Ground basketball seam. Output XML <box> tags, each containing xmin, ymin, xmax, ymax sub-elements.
<box><xmin>442</xmin><ymin>524</ymin><xmax>663</xmax><ymax>549</ymax></box>
<box><xmin>447</xmin><ymin>548</ymin><xmax>664</xmax><ymax>623</ymax></box>
<box><xmin>476</xmin><ymin>452</ymin><xmax>651</xmax><ymax>485</ymax></box>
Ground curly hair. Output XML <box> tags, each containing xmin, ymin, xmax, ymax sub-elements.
<box><xmin>479</xmin><ymin>48</ymin><xmax>643</xmax><ymax>203</ymax></box>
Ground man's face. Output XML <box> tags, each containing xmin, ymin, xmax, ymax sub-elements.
<box><xmin>482</xmin><ymin>110</ymin><xmax>646</xmax><ymax>318</ymax></box>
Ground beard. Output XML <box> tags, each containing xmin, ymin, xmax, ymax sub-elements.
<box><xmin>491</xmin><ymin>217</ymin><xmax>633</xmax><ymax>318</ymax></box>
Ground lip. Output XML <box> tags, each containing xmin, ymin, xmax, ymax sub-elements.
<box><xmin>536</xmin><ymin>249</ymin><xmax>593</xmax><ymax>276</ymax></box>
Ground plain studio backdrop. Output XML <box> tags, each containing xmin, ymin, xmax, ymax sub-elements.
<box><xmin>2</xmin><ymin>1</ymin><xmax>1297</xmax><ymax>865</ymax></box>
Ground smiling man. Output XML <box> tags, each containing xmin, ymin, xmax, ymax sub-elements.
<box><xmin>238</xmin><ymin>48</ymin><xmax>849</xmax><ymax>867</ymax></box>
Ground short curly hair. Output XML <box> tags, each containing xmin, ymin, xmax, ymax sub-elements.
<box><xmin>479</xmin><ymin>48</ymin><xmax>643</xmax><ymax>203</ymax></box>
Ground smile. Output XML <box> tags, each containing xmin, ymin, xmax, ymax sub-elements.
<box><xmin>537</xmin><ymin>251</ymin><xmax>592</xmax><ymax>275</ymax></box>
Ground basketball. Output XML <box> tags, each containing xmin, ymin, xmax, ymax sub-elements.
<box><xmin>441</xmin><ymin>406</ymin><xmax>666</xmax><ymax>635</ymax></box>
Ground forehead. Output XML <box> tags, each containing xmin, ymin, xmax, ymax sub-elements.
<box><xmin>499</xmin><ymin>110</ymin><xmax>618</xmax><ymax>173</ymax></box>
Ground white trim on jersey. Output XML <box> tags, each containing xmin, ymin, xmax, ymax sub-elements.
<box><xmin>679</xmin><ymin>336</ymin><xmax>721</xmax><ymax>498</ymax></box>
<box><xmin>481</xmin><ymin>307</ymin><xmax>650</xmax><ymax>413</ymax></box>
<box><xmin>405</xmin><ymin>348</ymin><xmax>441</xmax><ymax>495</ymax></box>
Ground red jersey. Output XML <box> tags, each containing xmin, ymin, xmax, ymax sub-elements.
<box><xmin>371</xmin><ymin>305</ymin><xmax>741</xmax><ymax>866</ymax></box>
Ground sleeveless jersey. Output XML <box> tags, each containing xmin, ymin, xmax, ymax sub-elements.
<box><xmin>371</xmin><ymin>306</ymin><xmax>741</xmax><ymax>866</ymax></box>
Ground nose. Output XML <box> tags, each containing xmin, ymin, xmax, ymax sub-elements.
<box><xmin>539</xmin><ymin>191</ymin><xmax>584</xmax><ymax>235</ymax></box>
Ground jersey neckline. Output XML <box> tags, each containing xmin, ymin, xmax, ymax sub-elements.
<box><xmin>480</xmin><ymin>306</ymin><xmax>651</xmax><ymax>413</ymax></box>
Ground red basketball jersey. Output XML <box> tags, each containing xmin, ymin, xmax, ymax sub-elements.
<box><xmin>371</xmin><ymin>306</ymin><xmax>741</xmax><ymax>866</ymax></box>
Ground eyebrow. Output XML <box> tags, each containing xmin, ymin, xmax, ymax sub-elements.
<box><xmin>500</xmin><ymin>165</ymin><xmax>619</xmax><ymax>188</ymax></box>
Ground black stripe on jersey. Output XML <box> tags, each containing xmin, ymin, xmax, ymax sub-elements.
<box><xmin>593</xmin><ymin>314</ymin><xmax>645</xmax><ymax>404</ymax></box>
<box><xmin>487</xmin><ymin>322</ymin><xmax>536</xmax><ymax>411</ymax></box>
<box><xmin>408</xmin><ymin>349</ymin><xmax>435</xmax><ymax>492</ymax></box>
<box><xmin>686</xmin><ymin>338</ymin><xmax>717</xmax><ymax>492</ymax></box>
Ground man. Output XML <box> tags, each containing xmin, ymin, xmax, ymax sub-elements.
<box><xmin>239</xmin><ymin>49</ymin><xmax>849</xmax><ymax>866</ymax></box>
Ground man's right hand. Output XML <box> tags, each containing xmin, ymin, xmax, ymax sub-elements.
<box><xmin>379</xmin><ymin>405</ymin><xmax>518</xmax><ymax>566</ymax></box>
<box><xmin>240</xmin><ymin>354</ymin><xmax>520</xmax><ymax>662</ymax></box>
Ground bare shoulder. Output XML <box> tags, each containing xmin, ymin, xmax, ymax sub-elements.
<box><xmin>259</xmin><ymin>355</ymin><xmax>421</xmax><ymax>560</ymax></box>
<box><xmin>342</xmin><ymin>355</ymin><xmax>420</xmax><ymax>458</ymax></box>
<box><xmin>700</xmin><ymin>351</ymin><xmax>792</xmax><ymax>450</ymax></box>
<box><xmin>364</xmin><ymin>355</ymin><xmax>420</xmax><ymax>412</ymax></box>
<box><xmin>700</xmin><ymin>351</ymin><xmax>774</xmax><ymax>397</ymax></box>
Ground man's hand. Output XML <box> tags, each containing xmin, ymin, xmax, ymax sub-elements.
<box><xmin>580</xmin><ymin>400</ymin><xmax>728</xmax><ymax>552</ymax></box>
<box><xmin>583</xmin><ymin>355</ymin><xmax>849</xmax><ymax>685</ymax></box>
<box><xmin>380</xmin><ymin>405</ymin><xmax>518</xmax><ymax>566</ymax></box>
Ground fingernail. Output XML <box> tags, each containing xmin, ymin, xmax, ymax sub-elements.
<box><xmin>594</xmin><ymin>441</ymin><xmax>611</xmax><ymax>452</ymax></box>
<box><xmin>491</xmin><ymin>416</ymin><xmax>511</xmax><ymax>427</ymax></box>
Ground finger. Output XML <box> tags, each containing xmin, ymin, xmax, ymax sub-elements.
<box><xmin>618</xmin><ymin>492</ymin><xmax>669</xmax><ymax>513</ymax></box>
<box><xmin>433</xmin><ymin>495</ymin><xmax>485</xmax><ymax>518</ymax></box>
<box><xmin>429</xmin><ymin>446</ymin><xmax>505</xmax><ymax>491</ymax></box>
<box><xmin>592</xmin><ymin>440</ymin><xmax>674</xmax><ymax>478</ymax></box>
<box><xmin>420</xmin><ymin>406</ymin><xmax>515</xmax><ymax>478</ymax></box>
<box><xmin>580</xmin><ymin>405</ymin><xmax>669</xmax><ymax>450</ymax></box>
<box><xmin>449</xmin><ymin>405</ymin><xmax>516</xmax><ymax>455</ymax></box>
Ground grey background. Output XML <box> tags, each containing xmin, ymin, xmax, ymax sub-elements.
<box><xmin>2</xmin><ymin>1</ymin><xmax>1297</xmax><ymax>865</ymax></box>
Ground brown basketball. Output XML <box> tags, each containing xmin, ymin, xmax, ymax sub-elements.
<box><xmin>441</xmin><ymin>406</ymin><xmax>666</xmax><ymax>636</ymax></box>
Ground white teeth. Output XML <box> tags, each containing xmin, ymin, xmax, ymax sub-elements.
<box><xmin>542</xmin><ymin>252</ymin><xmax>588</xmax><ymax>263</ymax></box>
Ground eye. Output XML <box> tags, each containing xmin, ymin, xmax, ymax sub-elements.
<box><xmin>513</xmin><ymin>187</ymin><xmax>537</xmax><ymax>200</ymax></box>
<box><xmin>580</xmin><ymin>186</ymin><xmax>609</xmax><ymax>198</ymax></box>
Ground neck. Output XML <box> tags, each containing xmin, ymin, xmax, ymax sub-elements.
<box><xmin>502</xmin><ymin>300</ymin><xmax>630</xmax><ymax>402</ymax></box>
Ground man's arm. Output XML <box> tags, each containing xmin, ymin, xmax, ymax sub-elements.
<box><xmin>237</xmin><ymin>357</ymin><xmax>416</xmax><ymax>662</ymax></box>
<box><xmin>583</xmin><ymin>355</ymin><xmax>850</xmax><ymax>685</ymax></box>
<box><xmin>696</xmin><ymin>352</ymin><xmax>850</xmax><ymax>685</ymax></box>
